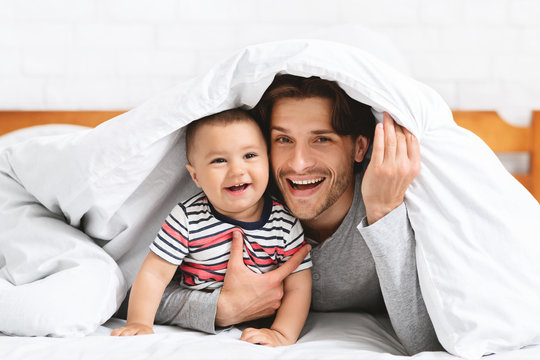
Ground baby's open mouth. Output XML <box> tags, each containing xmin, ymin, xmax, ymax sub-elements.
<box><xmin>227</xmin><ymin>183</ymin><xmax>249</xmax><ymax>192</ymax></box>
<box><xmin>288</xmin><ymin>177</ymin><xmax>324</xmax><ymax>190</ymax></box>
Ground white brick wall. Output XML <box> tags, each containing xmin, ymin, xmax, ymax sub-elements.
<box><xmin>1</xmin><ymin>0</ymin><xmax>539</xmax><ymax>125</ymax></box>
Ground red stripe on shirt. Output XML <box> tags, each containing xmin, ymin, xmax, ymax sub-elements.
<box><xmin>184</xmin><ymin>261</ymin><xmax>228</xmax><ymax>272</ymax></box>
<box><xmin>180</xmin><ymin>264</ymin><xmax>225</xmax><ymax>282</ymax></box>
<box><xmin>190</xmin><ymin>228</ymin><xmax>244</xmax><ymax>250</ymax></box>
<box><xmin>162</xmin><ymin>222</ymin><xmax>188</xmax><ymax>248</ymax></box>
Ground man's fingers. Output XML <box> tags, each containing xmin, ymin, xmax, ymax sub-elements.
<box><xmin>227</xmin><ymin>230</ymin><xmax>245</xmax><ymax>269</ymax></box>
<box><xmin>269</xmin><ymin>244</ymin><xmax>311</xmax><ymax>282</ymax></box>
<box><xmin>406</xmin><ymin>130</ymin><xmax>420</xmax><ymax>161</ymax></box>
<box><xmin>371</xmin><ymin>122</ymin><xmax>384</xmax><ymax>166</ymax></box>
<box><xmin>383</xmin><ymin>112</ymin><xmax>397</xmax><ymax>162</ymax></box>
<box><xmin>395</xmin><ymin>124</ymin><xmax>408</xmax><ymax>163</ymax></box>
<box><xmin>406</xmin><ymin>131</ymin><xmax>421</xmax><ymax>177</ymax></box>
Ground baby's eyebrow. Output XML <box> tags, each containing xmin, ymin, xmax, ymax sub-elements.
<box><xmin>203</xmin><ymin>150</ymin><xmax>224</xmax><ymax>158</ymax></box>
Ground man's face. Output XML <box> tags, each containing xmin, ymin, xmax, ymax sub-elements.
<box><xmin>269</xmin><ymin>97</ymin><xmax>368</xmax><ymax>222</ymax></box>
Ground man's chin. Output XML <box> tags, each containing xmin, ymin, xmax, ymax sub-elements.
<box><xmin>283</xmin><ymin>197</ymin><xmax>321</xmax><ymax>221</ymax></box>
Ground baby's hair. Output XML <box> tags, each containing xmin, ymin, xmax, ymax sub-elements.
<box><xmin>185</xmin><ymin>108</ymin><xmax>260</xmax><ymax>163</ymax></box>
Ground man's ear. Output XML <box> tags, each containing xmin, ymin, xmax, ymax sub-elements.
<box><xmin>185</xmin><ymin>163</ymin><xmax>202</xmax><ymax>188</ymax></box>
<box><xmin>354</xmin><ymin>135</ymin><xmax>370</xmax><ymax>162</ymax></box>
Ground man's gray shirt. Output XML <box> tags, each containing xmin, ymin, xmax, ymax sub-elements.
<box><xmin>154</xmin><ymin>174</ymin><xmax>442</xmax><ymax>355</ymax></box>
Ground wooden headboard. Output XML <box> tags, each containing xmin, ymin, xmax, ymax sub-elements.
<box><xmin>453</xmin><ymin>110</ymin><xmax>540</xmax><ymax>202</ymax></box>
<box><xmin>0</xmin><ymin>111</ymin><xmax>125</xmax><ymax>136</ymax></box>
<box><xmin>1</xmin><ymin>110</ymin><xmax>539</xmax><ymax>202</ymax></box>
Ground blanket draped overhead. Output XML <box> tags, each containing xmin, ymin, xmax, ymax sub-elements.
<box><xmin>0</xmin><ymin>39</ymin><xmax>539</xmax><ymax>358</ymax></box>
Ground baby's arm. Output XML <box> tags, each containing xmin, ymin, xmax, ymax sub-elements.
<box><xmin>241</xmin><ymin>268</ymin><xmax>312</xmax><ymax>346</ymax></box>
<box><xmin>111</xmin><ymin>252</ymin><xmax>177</xmax><ymax>336</ymax></box>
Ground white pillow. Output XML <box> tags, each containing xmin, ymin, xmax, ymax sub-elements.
<box><xmin>0</xmin><ymin>124</ymin><xmax>90</xmax><ymax>150</ymax></box>
<box><xmin>0</xmin><ymin>124</ymin><xmax>126</xmax><ymax>336</ymax></box>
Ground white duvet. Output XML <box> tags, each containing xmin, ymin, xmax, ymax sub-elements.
<box><xmin>0</xmin><ymin>39</ymin><xmax>539</xmax><ymax>359</ymax></box>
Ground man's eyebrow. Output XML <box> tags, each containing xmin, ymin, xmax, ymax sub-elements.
<box><xmin>270</xmin><ymin>126</ymin><xmax>336</xmax><ymax>135</ymax></box>
<box><xmin>270</xmin><ymin>125</ymin><xmax>289</xmax><ymax>133</ymax></box>
<box><xmin>311</xmin><ymin>129</ymin><xmax>337</xmax><ymax>135</ymax></box>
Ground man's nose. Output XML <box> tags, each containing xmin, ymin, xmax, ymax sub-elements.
<box><xmin>289</xmin><ymin>143</ymin><xmax>315</xmax><ymax>172</ymax></box>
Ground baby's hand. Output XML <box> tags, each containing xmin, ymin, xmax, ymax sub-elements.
<box><xmin>110</xmin><ymin>323</ymin><xmax>154</xmax><ymax>336</ymax></box>
<box><xmin>240</xmin><ymin>327</ymin><xmax>294</xmax><ymax>347</ymax></box>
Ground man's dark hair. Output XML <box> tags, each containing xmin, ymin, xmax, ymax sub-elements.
<box><xmin>185</xmin><ymin>108</ymin><xmax>259</xmax><ymax>163</ymax></box>
<box><xmin>250</xmin><ymin>74</ymin><xmax>376</xmax><ymax>143</ymax></box>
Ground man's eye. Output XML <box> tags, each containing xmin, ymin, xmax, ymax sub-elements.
<box><xmin>244</xmin><ymin>153</ymin><xmax>256</xmax><ymax>159</ymax></box>
<box><xmin>211</xmin><ymin>158</ymin><xmax>226</xmax><ymax>164</ymax></box>
<box><xmin>316</xmin><ymin>137</ymin><xmax>331</xmax><ymax>143</ymax></box>
<box><xmin>275</xmin><ymin>137</ymin><xmax>291</xmax><ymax>143</ymax></box>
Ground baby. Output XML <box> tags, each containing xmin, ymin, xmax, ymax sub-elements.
<box><xmin>112</xmin><ymin>108</ymin><xmax>312</xmax><ymax>346</ymax></box>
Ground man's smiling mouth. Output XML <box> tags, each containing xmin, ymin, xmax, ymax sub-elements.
<box><xmin>288</xmin><ymin>177</ymin><xmax>325</xmax><ymax>190</ymax></box>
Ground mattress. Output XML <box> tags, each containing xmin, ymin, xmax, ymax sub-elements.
<box><xmin>1</xmin><ymin>312</ymin><xmax>539</xmax><ymax>360</ymax></box>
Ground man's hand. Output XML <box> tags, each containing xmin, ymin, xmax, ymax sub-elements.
<box><xmin>215</xmin><ymin>231</ymin><xmax>311</xmax><ymax>327</ymax></box>
<box><xmin>240</xmin><ymin>327</ymin><xmax>293</xmax><ymax>347</ymax></box>
<box><xmin>362</xmin><ymin>112</ymin><xmax>421</xmax><ymax>225</ymax></box>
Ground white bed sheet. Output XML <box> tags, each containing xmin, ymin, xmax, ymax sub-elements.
<box><xmin>1</xmin><ymin>312</ymin><xmax>539</xmax><ymax>360</ymax></box>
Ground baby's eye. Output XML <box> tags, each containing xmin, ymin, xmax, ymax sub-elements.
<box><xmin>244</xmin><ymin>153</ymin><xmax>257</xmax><ymax>159</ymax></box>
<box><xmin>211</xmin><ymin>158</ymin><xmax>226</xmax><ymax>164</ymax></box>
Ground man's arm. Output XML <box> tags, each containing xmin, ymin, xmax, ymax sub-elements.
<box><xmin>359</xmin><ymin>113</ymin><xmax>442</xmax><ymax>354</ymax></box>
<box><xmin>154</xmin><ymin>279</ymin><xmax>221</xmax><ymax>333</ymax></box>
<box><xmin>154</xmin><ymin>231</ymin><xmax>311</xmax><ymax>332</ymax></box>
<box><xmin>359</xmin><ymin>204</ymin><xmax>442</xmax><ymax>354</ymax></box>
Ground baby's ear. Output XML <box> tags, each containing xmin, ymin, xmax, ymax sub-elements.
<box><xmin>185</xmin><ymin>164</ymin><xmax>202</xmax><ymax>188</ymax></box>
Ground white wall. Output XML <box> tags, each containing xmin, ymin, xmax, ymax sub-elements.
<box><xmin>1</xmin><ymin>0</ymin><xmax>539</xmax><ymax>125</ymax></box>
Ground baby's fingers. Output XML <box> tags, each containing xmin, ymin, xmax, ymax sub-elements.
<box><xmin>244</xmin><ymin>333</ymin><xmax>270</xmax><ymax>345</ymax></box>
<box><xmin>240</xmin><ymin>327</ymin><xmax>257</xmax><ymax>341</ymax></box>
<box><xmin>110</xmin><ymin>327</ymin><xmax>131</xmax><ymax>336</ymax></box>
<box><xmin>241</xmin><ymin>328</ymin><xmax>267</xmax><ymax>345</ymax></box>
<box><xmin>111</xmin><ymin>325</ymin><xmax>151</xmax><ymax>336</ymax></box>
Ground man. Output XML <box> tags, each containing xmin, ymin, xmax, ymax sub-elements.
<box><xmin>154</xmin><ymin>75</ymin><xmax>442</xmax><ymax>354</ymax></box>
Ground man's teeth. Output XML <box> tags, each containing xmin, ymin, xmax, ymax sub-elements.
<box><xmin>291</xmin><ymin>178</ymin><xmax>324</xmax><ymax>185</ymax></box>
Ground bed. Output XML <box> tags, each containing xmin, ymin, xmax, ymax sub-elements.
<box><xmin>1</xmin><ymin>40</ymin><xmax>539</xmax><ymax>360</ymax></box>
<box><xmin>0</xmin><ymin>109</ymin><xmax>539</xmax><ymax>360</ymax></box>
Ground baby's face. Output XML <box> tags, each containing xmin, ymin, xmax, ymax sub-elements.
<box><xmin>186</xmin><ymin>120</ymin><xmax>269</xmax><ymax>222</ymax></box>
